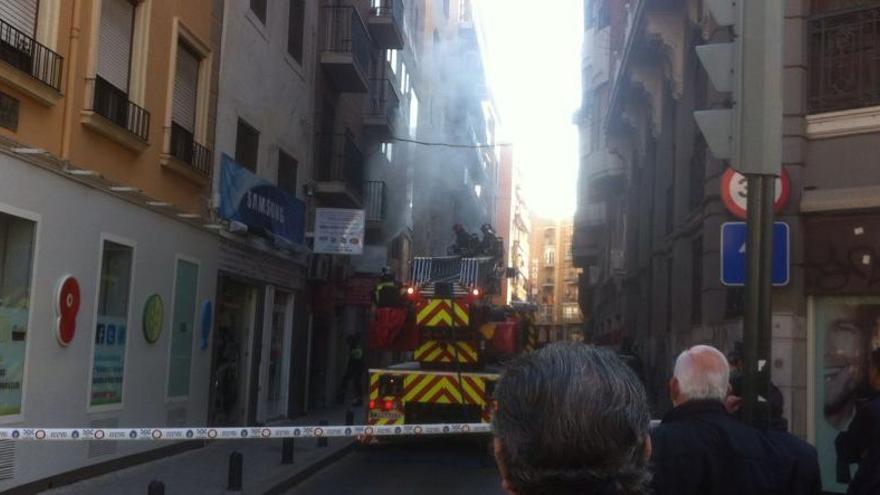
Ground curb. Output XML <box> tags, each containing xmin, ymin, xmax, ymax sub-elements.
<box><xmin>258</xmin><ymin>441</ymin><xmax>357</xmax><ymax>495</ymax></box>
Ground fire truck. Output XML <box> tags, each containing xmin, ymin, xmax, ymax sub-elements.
<box><xmin>366</xmin><ymin>239</ymin><xmax>537</xmax><ymax>427</ymax></box>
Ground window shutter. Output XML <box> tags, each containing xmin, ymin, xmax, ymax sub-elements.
<box><xmin>172</xmin><ymin>44</ymin><xmax>199</xmax><ymax>132</ymax></box>
<box><xmin>97</xmin><ymin>0</ymin><xmax>134</xmax><ymax>92</ymax></box>
<box><xmin>0</xmin><ymin>0</ymin><xmax>39</xmax><ymax>37</ymax></box>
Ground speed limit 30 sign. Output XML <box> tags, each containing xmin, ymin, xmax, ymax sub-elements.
<box><xmin>720</xmin><ymin>168</ymin><xmax>791</xmax><ymax>219</ymax></box>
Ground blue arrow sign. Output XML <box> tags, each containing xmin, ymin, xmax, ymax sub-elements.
<box><xmin>721</xmin><ymin>222</ymin><xmax>790</xmax><ymax>286</ymax></box>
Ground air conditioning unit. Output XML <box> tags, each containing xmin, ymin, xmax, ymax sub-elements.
<box><xmin>610</xmin><ymin>249</ymin><xmax>625</xmax><ymax>273</ymax></box>
<box><xmin>308</xmin><ymin>254</ymin><xmax>331</xmax><ymax>281</ymax></box>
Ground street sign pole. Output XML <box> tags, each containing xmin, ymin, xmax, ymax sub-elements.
<box><xmin>742</xmin><ymin>175</ymin><xmax>774</xmax><ymax>429</ymax></box>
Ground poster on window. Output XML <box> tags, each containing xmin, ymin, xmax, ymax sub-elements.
<box><xmin>168</xmin><ymin>260</ymin><xmax>198</xmax><ymax>398</ymax></box>
<box><xmin>813</xmin><ymin>296</ymin><xmax>880</xmax><ymax>493</ymax></box>
<box><xmin>0</xmin><ymin>306</ymin><xmax>27</xmax><ymax>416</ymax></box>
<box><xmin>91</xmin><ymin>316</ymin><xmax>128</xmax><ymax>406</ymax></box>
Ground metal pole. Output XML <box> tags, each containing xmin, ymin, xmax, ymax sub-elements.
<box><xmin>742</xmin><ymin>174</ymin><xmax>774</xmax><ymax>429</ymax></box>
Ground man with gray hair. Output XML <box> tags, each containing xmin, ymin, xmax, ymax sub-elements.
<box><xmin>492</xmin><ymin>342</ymin><xmax>652</xmax><ymax>495</ymax></box>
<box><xmin>651</xmin><ymin>344</ymin><xmax>796</xmax><ymax>494</ymax></box>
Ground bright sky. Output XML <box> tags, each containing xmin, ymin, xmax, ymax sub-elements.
<box><xmin>476</xmin><ymin>0</ymin><xmax>584</xmax><ymax>219</ymax></box>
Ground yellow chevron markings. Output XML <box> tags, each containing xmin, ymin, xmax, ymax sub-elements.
<box><xmin>417</xmin><ymin>299</ymin><xmax>443</xmax><ymax>324</ymax></box>
<box><xmin>427</xmin><ymin>308</ymin><xmax>453</xmax><ymax>327</ymax></box>
<box><xmin>453</xmin><ymin>302</ymin><xmax>469</xmax><ymax>325</ymax></box>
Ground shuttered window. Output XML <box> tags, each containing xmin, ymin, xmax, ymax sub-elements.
<box><xmin>172</xmin><ymin>43</ymin><xmax>199</xmax><ymax>132</ymax></box>
<box><xmin>0</xmin><ymin>0</ymin><xmax>39</xmax><ymax>37</ymax></box>
<box><xmin>97</xmin><ymin>0</ymin><xmax>135</xmax><ymax>92</ymax></box>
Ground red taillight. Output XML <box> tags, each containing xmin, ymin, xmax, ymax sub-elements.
<box><xmin>369</xmin><ymin>400</ymin><xmax>376</xmax><ymax>410</ymax></box>
<box><xmin>384</xmin><ymin>400</ymin><xmax>394</xmax><ymax>411</ymax></box>
<box><xmin>472</xmin><ymin>288</ymin><xmax>480</xmax><ymax>297</ymax></box>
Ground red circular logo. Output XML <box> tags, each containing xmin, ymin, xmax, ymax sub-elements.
<box><xmin>56</xmin><ymin>276</ymin><xmax>81</xmax><ymax>346</ymax></box>
<box><xmin>720</xmin><ymin>168</ymin><xmax>791</xmax><ymax>219</ymax></box>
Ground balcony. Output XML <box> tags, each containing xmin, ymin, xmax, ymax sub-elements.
<box><xmin>585</xmin><ymin>150</ymin><xmax>624</xmax><ymax>192</ymax></box>
<box><xmin>808</xmin><ymin>6</ymin><xmax>880</xmax><ymax>114</ymax></box>
<box><xmin>364</xmin><ymin>78</ymin><xmax>399</xmax><ymax>138</ymax></box>
<box><xmin>315</xmin><ymin>131</ymin><xmax>365</xmax><ymax>207</ymax></box>
<box><xmin>572</xmin><ymin>219</ymin><xmax>603</xmax><ymax>268</ymax></box>
<box><xmin>85</xmin><ymin>75</ymin><xmax>150</xmax><ymax>146</ymax></box>
<box><xmin>0</xmin><ymin>17</ymin><xmax>63</xmax><ymax>105</ymax></box>
<box><xmin>364</xmin><ymin>181</ymin><xmax>385</xmax><ymax>226</ymax></box>
<box><xmin>368</xmin><ymin>0</ymin><xmax>404</xmax><ymax>49</ymax></box>
<box><xmin>320</xmin><ymin>6</ymin><xmax>371</xmax><ymax>93</ymax></box>
<box><xmin>166</xmin><ymin>122</ymin><xmax>212</xmax><ymax>180</ymax></box>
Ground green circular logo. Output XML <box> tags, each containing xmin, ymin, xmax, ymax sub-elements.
<box><xmin>143</xmin><ymin>294</ymin><xmax>164</xmax><ymax>344</ymax></box>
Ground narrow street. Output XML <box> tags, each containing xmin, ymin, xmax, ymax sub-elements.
<box><xmin>287</xmin><ymin>439</ymin><xmax>506</xmax><ymax>494</ymax></box>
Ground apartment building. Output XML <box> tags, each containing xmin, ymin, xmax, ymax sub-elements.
<box><xmin>494</xmin><ymin>146</ymin><xmax>531</xmax><ymax>305</ymax></box>
<box><xmin>0</xmin><ymin>0</ymin><xmax>225</xmax><ymax>489</ymax></box>
<box><xmin>574</xmin><ymin>0</ymin><xmax>880</xmax><ymax>490</ymax></box>
<box><xmin>530</xmin><ymin>217</ymin><xmax>583</xmax><ymax>344</ymax></box>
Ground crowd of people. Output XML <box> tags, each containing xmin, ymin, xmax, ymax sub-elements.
<box><xmin>491</xmin><ymin>341</ymin><xmax>880</xmax><ymax>495</ymax></box>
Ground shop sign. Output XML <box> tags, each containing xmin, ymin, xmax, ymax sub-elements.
<box><xmin>218</xmin><ymin>154</ymin><xmax>306</xmax><ymax>246</ymax></box>
<box><xmin>313</xmin><ymin>208</ymin><xmax>365</xmax><ymax>255</ymax></box>
<box><xmin>346</xmin><ymin>276</ymin><xmax>379</xmax><ymax>307</ymax></box>
<box><xmin>91</xmin><ymin>316</ymin><xmax>127</xmax><ymax>406</ymax></box>
<box><xmin>55</xmin><ymin>276</ymin><xmax>81</xmax><ymax>346</ymax></box>
<box><xmin>142</xmin><ymin>294</ymin><xmax>164</xmax><ymax>344</ymax></box>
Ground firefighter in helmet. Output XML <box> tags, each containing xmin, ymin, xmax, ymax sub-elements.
<box><xmin>374</xmin><ymin>267</ymin><xmax>403</xmax><ymax>308</ymax></box>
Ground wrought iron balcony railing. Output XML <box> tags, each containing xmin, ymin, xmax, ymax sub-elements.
<box><xmin>0</xmin><ymin>17</ymin><xmax>63</xmax><ymax>90</ymax></box>
<box><xmin>170</xmin><ymin>122</ymin><xmax>212</xmax><ymax>177</ymax></box>
<box><xmin>808</xmin><ymin>5</ymin><xmax>880</xmax><ymax>113</ymax></box>
<box><xmin>91</xmin><ymin>75</ymin><xmax>150</xmax><ymax>141</ymax></box>
<box><xmin>316</xmin><ymin>131</ymin><xmax>365</xmax><ymax>197</ymax></box>
<box><xmin>364</xmin><ymin>181</ymin><xmax>385</xmax><ymax>222</ymax></box>
<box><xmin>321</xmin><ymin>6</ymin><xmax>371</xmax><ymax>76</ymax></box>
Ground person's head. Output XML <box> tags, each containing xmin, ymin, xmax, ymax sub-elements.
<box><xmin>670</xmin><ymin>345</ymin><xmax>730</xmax><ymax>407</ymax></box>
<box><xmin>492</xmin><ymin>342</ymin><xmax>651</xmax><ymax>495</ymax></box>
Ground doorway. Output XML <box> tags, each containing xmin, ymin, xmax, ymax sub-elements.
<box><xmin>258</xmin><ymin>289</ymin><xmax>293</xmax><ymax>423</ymax></box>
<box><xmin>209</xmin><ymin>277</ymin><xmax>258</xmax><ymax>426</ymax></box>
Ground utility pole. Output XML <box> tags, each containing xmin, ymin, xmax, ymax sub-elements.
<box><xmin>695</xmin><ymin>0</ymin><xmax>784</xmax><ymax>427</ymax></box>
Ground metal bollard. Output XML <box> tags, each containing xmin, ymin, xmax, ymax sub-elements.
<box><xmin>281</xmin><ymin>438</ymin><xmax>295</xmax><ymax>464</ymax></box>
<box><xmin>147</xmin><ymin>480</ymin><xmax>165</xmax><ymax>495</ymax></box>
<box><xmin>317</xmin><ymin>419</ymin><xmax>329</xmax><ymax>448</ymax></box>
<box><xmin>345</xmin><ymin>409</ymin><xmax>354</xmax><ymax>426</ymax></box>
<box><xmin>228</xmin><ymin>451</ymin><xmax>243</xmax><ymax>492</ymax></box>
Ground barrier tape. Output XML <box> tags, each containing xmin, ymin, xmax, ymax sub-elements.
<box><xmin>0</xmin><ymin>423</ymin><xmax>492</xmax><ymax>442</ymax></box>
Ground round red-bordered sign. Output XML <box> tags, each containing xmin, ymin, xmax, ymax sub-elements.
<box><xmin>720</xmin><ymin>168</ymin><xmax>791</xmax><ymax>219</ymax></box>
<box><xmin>55</xmin><ymin>276</ymin><xmax>81</xmax><ymax>346</ymax></box>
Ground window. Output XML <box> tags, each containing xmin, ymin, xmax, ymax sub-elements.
<box><xmin>387</xmin><ymin>49</ymin><xmax>398</xmax><ymax>75</ymax></box>
<box><xmin>97</xmin><ymin>0</ymin><xmax>136</xmax><ymax>93</ymax></box>
<box><xmin>0</xmin><ymin>212</ymin><xmax>36</xmax><ymax>417</ymax></box>
<box><xmin>167</xmin><ymin>259</ymin><xmax>199</xmax><ymax>398</ymax></box>
<box><xmin>691</xmin><ymin>237</ymin><xmax>703</xmax><ymax>325</ymax></box>
<box><xmin>563</xmin><ymin>304</ymin><xmax>581</xmax><ymax>321</ymax></box>
<box><xmin>91</xmin><ymin>240</ymin><xmax>134</xmax><ymax>407</ymax></box>
<box><xmin>235</xmin><ymin>118</ymin><xmax>260</xmax><ymax>172</ymax></box>
<box><xmin>409</xmin><ymin>91</ymin><xmax>419</xmax><ymax>137</ymax></box>
<box><xmin>251</xmin><ymin>0</ymin><xmax>268</xmax><ymax>24</ymax></box>
<box><xmin>287</xmin><ymin>0</ymin><xmax>305</xmax><ymax>63</ymax></box>
<box><xmin>381</xmin><ymin>142</ymin><xmax>393</xmax><ymax>162</ymax></box>
<box><xmin>278</xmin><ymin>149</ymin><xmax>298</xmax><ymax>196</ymax></box>
<box><xmin>172</xmin><ymin>42</ymin><xmax>199</xmax><ymax>133</ymax></box>
<box><xmin>544</xmin><ymin>248</ymin><xmax>556</xmax><ymax>266</ymax></box>
<box><xmin>0</xmin><ymin>0</ymin><xmax>39</xmax><ymax>37</ymax></box>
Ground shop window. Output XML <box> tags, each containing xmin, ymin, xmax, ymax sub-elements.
<box><xmin>90</xmin><ymin>239</ymin><xmax>134</xmax><ymax>407</ymax></box>
<box><xmin>0</xmin><ymin>211</ymin><xmax>36</xmax><ymax>417</ymax></box>
<box><xmin>167</xmin><ymin>259</ymin><xmax>198</xmax><ymax>399</ymax></box>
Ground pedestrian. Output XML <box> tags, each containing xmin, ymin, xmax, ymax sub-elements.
<box><xmin>492</xmin><ymin>342</ymin><xmax>652</xmax><ymax>495</ymax></box>
<box><xmin>650</xmin><ymin>345</ymin><xmax>795</xmax><ymax>495</ymax></box>
<box><xmin>336</xmin><ymin>334</ymin><xmax>365</xmax><ymax>406</ymax></box>
<box><xmin>727</xmin><ymin>375</ymin><xmax>823</xmax><ymax>495</ymax></box>
<box><xmin>835</xmin><ymin>347</ymin><xmax>880</xmax><ymax>495</ymax></box>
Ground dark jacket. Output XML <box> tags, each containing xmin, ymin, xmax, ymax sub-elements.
<box><xmin>767</xmin><ymin>430</ymin><xmax>822</xmax><ymax>495</ymax></box>
<box><xmin>651</xmin><ymin>400</ymin><xmax>795</xmax><ymax>495</ymax></box>
<box><xmin>836</xmin><ymin>392</ymin><xmax>880</xmax><ymax>495</ymax></box>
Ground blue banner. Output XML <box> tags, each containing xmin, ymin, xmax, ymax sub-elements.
<box><xmin>219</xmin><ymin>154</ymin><xmax>305</xmax><ymax>245</ymax></box>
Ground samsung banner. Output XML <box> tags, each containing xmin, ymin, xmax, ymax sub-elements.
<box><xmin>219</xmin><ymin>154</ymin><xmax>305</xmax><ymax>246</ymax></box>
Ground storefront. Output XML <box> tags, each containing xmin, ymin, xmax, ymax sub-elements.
<box><xmin>209</xmin><ymin>155</ymin><xmax>308</xmax><ymax>426</ymax></box>
<box><xmin>805</xmin><ymin>214</ymin><xmax>880</xmax><ymax>494</ymax></box>
<box><xmin>0</xmin><ymin>152</ymin><xmax>219</xmax><ymax>490</ymax></box>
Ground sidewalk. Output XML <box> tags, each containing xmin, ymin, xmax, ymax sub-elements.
<box><xmin>42</xmin><ymin>405</ymin><xmax>364</xmax><ymax>495</ymax></box>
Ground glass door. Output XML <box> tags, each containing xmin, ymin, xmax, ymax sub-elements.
<box><xmin>258</xmin><ymin>290</ymin><xmax>293</xmax><ymax>422</ymax></box>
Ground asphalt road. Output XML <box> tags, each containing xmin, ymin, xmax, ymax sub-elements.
<box><xmin>287</xmin><ymin>438</ymin><xmax>507</xmax><ymax>494</ymax></box>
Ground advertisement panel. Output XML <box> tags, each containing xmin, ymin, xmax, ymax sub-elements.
<box><xmin>0</xmin><ymin>307</ymin><xmax>27</xmax><ymax>416</ymax></box>
<box><xmin>218</xmin><ymin>154</ymin><xmax>306</xmax><ymax>246</ymax></box>
<box><xmin>313</xmin><ymin>208</ymin><xmax>365</xmax><ymax>255</ymax></box>
<box><xmin>91</xmin><ymin>316</ymin><xmax>128</xmax><ymax>406</ymax></box>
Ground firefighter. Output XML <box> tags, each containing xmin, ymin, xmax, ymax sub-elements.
<box><xmin>337</xmin><ymin>333</ymin><xmax>365</xmax><ymax>406</ymax></box>
<box><xmin>374</xmin><ymin>269</ymin><xmax>403</xmax><ymax>308</ymax></box>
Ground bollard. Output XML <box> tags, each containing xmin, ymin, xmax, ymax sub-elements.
<box><xmin>345</xmin><ymin>409</ymin><xmax>354</xmax><ymax>426</ymax></box>
<box><xmin>317</xmin><ymin>419</ymin><xmax>329</xmax><ymax>448</ymax></box>
<box><xmin>147</xmin><ymin>480</ymin><xmax>165</xmax><ymax>495</ymax></box>
<box><xmin>281</xmin><ymin>438</ymin><xmax>295</xmax><ymax>465</ymax></box>
<box><xmin>228</xmin><ymin>451</ymin><xmax>243</xmax><ymax>492</ymax></box>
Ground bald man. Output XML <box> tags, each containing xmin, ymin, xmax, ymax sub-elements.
<box><xmin>650</xmin><ymin>345</ymin><xmax>797</xmax><ymax>495</ymax></box>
